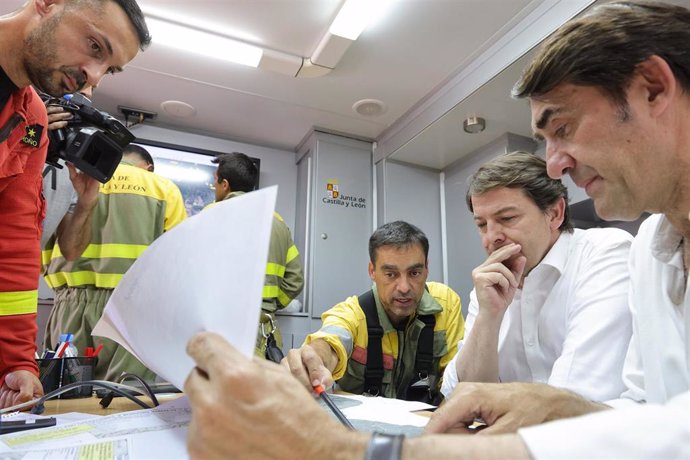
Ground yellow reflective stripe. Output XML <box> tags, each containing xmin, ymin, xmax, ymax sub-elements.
<box><xmin>80</xmin><ymin>244</ymin><xmax>148</xmax><ymax>259</ymax></box>
<box><xmin>41</xmin><ymin>248</ymin><xmax>53</xmax><ymax>265</ymax></box>
<box><xmin>265</xmin><ymin>262</ymin><xmax>286</xmax><ymax>277</ymax></box>
<box><xmin>286</xmin><ymin>245</ymin><xmax>299</xmax><ymax>263</ymax></box>
<box><xmin>263</xmin><ymin>285</ymin><xmax>279</xmax><ymax>299</ymax></box>
<box><xmin>0</xmin><ymin>291</ymin><xmax>38</xmax><ymax>315</ymax></box>
<box><xmin>44</xmin><ymin>271</ymin><xmax>123</xmax><ymax>289</ymax></box>
<box><xmin>48</xmin><ymin>244</ymin><xmax>147</xmax><ymax>261</ymax></box>
<box><xmin>277</xmin><ymin>290</ymin><xmax>291</xmax><ymax>307</ymax></box>
<box><xmin>262</xmin><ymin>286</ymin><xmax>292</xmax><ymax>307</ymax></box>
<box><xmin>49</xmin><ymin>244</ymin><xmax>63</xmax><ymax>258</ymax></box>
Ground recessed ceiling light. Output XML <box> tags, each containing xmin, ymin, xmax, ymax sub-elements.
<box><xmin>161</xmin><ymin>100</ymin><xmax>196</xmax><ymax>118</ymax></box>
<box><xmin>463</xmin><ymin>115</ymin><xmax>486</xmax><ymax>134</ymax></box>
<box><xmin>353</xmin><ymin>99</ymin><xmax>387</xmax><ymax>117</ymax></box>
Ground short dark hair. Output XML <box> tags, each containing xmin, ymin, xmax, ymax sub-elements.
<box><xmin>109</xmin><ymin>0</ymin><xmax>151</xmax><ymax>49</ymax></box>
<box><xmin>212</xmin><ymin>152</ymin><xmax>258</xmax><ymax>193</ymax></box>
<box><xmin>123</xmin><ymin>143</ymin><xmax>154</xmax><ymax>171</ymax></box>
<box><xmin>368</xmin><ymin>221</ymin><xmax>429</xmax><ymax>265</ymax></box>
<box><xmin>467</xmin><ymin>151</ymin><xmax>572</xmax><ymax>233</ymax></box>
<box><xmin>76</xmin><ymin>0</ymin><xmax>151</xmax><ymax>50</ymax></box>
<box><xmin>512</xmin><ymin>1</ymin><xmax>690</xmax><ymax>115</ymax></box>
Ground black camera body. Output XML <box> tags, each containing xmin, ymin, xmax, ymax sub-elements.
<box><xmin>41</xmin><ymin>92</ymin><xmax>135</xmax><ymax>183</ymax></box>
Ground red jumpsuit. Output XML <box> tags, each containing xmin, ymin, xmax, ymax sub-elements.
<box><xmin>0</xmin><ymin>86</ymin><xmax>48</xmax><ymax>387</ymax></box>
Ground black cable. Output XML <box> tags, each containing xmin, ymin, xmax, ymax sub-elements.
<box><xmin>99</xmin><ymin>373</ymin><xmax>159</xmax><ymax>409</ymax></box>
<box><xmin>29</xmin><ymin>380</ymin><xmax>155</xmax><ymax>415</ymax></box>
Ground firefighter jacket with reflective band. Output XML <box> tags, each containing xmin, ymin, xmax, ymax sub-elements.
<box><xmin>0</xmin><ymin>86</ymin><xmax>48</xmax><ymax>386</ymax></box>
<box><xmin>305</xmin><ymin>282</ymin><xmax>464</xmax><ymax>398</ymax></box>
<box><xmin>42</xmin><ymin>162</ymin><xmax>187</xmax><ymax>289</ymax></box>
<box><xmin>219</xmin><ymin>191</ymin><xmax>304</xmax><ymax>312</ymax></box>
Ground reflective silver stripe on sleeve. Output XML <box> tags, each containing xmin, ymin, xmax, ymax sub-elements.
<box><xmin>320</xmin><ymin>325</ymin><xmax>354</xmax><ymax>356</ymax></box>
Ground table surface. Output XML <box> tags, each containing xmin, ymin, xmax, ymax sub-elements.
<box><xmin>40</xmin><ymin>392</ymin><xmax>432</xmax><ymax>418</ymax></box>
<box><xmin>41</xmin><ymin>393</ymin><xmax>184</xmax><ymax>416</ymax></box>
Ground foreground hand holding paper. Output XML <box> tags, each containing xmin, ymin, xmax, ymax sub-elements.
<box><xmin>93</xmin><ymin>187</ymin><xmax>277</xmax><ymax>389</ymax></box>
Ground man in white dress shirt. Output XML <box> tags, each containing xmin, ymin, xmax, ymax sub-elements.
<box><xmin>441</xmin><ymin>151</ymin><xmax>632</xmax><ymax>402</ymax></box>
<box><xmin>425</xmin><ymin>1</ymin><xmax>690</xmax><ymax>458</ymax></box>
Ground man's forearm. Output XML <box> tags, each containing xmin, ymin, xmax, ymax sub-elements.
<box><xmin>404</xmin><ymin>433</ymin><xmax>531</xmax><ymax>460</ymax></box>
<box><xmin>455</xmin><ymin>314</ymin><xmax>502</xmax><ymax>383</ymax></box>
<box><xmin>309</xmin><ymin>339</ymin><xmax>340</xmax><ymax>374</ymax></box>
<box><xmin>0</xmin><ymin>314</ymin><xmax>39</xmax><ymax>387</ymax></box>
<box><xmin>55</xmin><ymin>202</ymin><xmax>96</xmax><ymax>261</ymax></box>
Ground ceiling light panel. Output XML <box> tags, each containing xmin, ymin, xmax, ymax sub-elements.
<box><xmin>329</xmin><ymin>0</ymin><xmax>394</xmax><ymax>40</ymax></box>
<box><xmin>146</xmin><ymin>17</ymin><xmax>263</xmax><ymax>67</ymax></box>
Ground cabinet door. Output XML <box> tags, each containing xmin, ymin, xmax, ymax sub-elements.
<box><xmin>311</xmin><ymin>136</ymin><xmax>372</xmax><ymax>318</ymax></box>
<box><xmin>293</xmin><ymin>149</ymin><xmax>312</xmax><ymax>310</ymax></box>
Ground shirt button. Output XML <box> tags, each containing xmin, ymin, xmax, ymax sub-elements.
<box><xmin>526</xmin><ymin>339</ymin><xmax>535</xmax><ymax>347</ymax></box>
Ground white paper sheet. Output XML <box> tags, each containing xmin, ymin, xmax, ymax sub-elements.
<box><xmin>92</xmin><ymin>187</ymin><xmax>277</xmax><ymax>390</ymax></box>
<box><xmin>334</xmin><ymin>393</ymin><xmax>434</xmax><ymax>413</ymax></box>
<box><xmin>325</xmin><ymin>394</ymin><xmax>431</xmax><ymax>436</ymax></box>
<box><xmin>0</xmin><ymin>398</ymin><xmax>191</xmax><ymax>457</ymax></box>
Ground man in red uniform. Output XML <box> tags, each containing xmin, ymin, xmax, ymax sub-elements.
<box><xmin>0</xmin><ymin>0</ymin><xmax>150</xmax><ymax>409</ymax></box>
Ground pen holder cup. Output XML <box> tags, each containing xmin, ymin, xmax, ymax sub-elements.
<box><xmin>36</xmin><ymin>357</ymin><xmax>96</xmax><ymax>399</ymax></box>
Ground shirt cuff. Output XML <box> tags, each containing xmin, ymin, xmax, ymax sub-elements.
<box><xmin>519</xmin><ymin>395</ymin><xmax>690</xmax><ymax>460</ymax></box>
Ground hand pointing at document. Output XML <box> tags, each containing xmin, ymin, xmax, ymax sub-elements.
<box><xmin>184</xmin><ymin>332</ymin><xmax>367</xmax><ymax>460</ymax></box>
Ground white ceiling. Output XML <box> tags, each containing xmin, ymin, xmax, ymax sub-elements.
<box><xmin>6</xmin><ymin>0</ymin><xmax>546</xmax><ymax>156</ymax></box>
<box><xmin>390</xmin><ymin>50</ymin><xmax>536</xmax><ymax>169</ymax></box>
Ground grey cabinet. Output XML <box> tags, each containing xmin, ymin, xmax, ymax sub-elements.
<box><xmin>295</xmin><ymin>131</ymin><xmax>374</xmax><ymax>320</ymax></box>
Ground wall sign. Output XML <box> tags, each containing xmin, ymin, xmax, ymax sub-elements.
<box><xmin>323</xmin><ymin>179</ymin><xmax>367</xmax><ymax>209</ymax></box>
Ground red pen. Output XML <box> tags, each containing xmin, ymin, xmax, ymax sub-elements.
<box><xmin>54</xmin><ymin>341</ymin><xmax>70</xmax><ymax>358</ymax></box>
<box><xmin>91</xmin><ymin>344</ymin><xmax>104</xmax><ymax>357</ymax></box>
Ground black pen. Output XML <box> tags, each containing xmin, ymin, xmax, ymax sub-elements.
<box><xmin>313</xmin><ymin>384</ymin><xmax>354</xmax><ymax>430</ymax></box>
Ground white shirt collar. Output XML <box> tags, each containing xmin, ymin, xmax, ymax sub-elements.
<box><xmin>529</xmin><ymin>231</ymin><xmax>571</xmax><ymax>278</ymax></box>
<box><xmin>649</xmin><ymin>214</ymin><xmax>683</xmax><ymax>268</ymax></box>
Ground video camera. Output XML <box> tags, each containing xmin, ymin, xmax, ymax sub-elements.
<box><xmin>40</xmin><ymin>92</ymin><xmax>135</xmax><ymax>183</ymax></box>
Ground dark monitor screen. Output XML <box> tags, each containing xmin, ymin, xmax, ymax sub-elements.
<box><xmin>134</xmin><ymin>139</ymin><xmax>260</xmax><ymax>217</ymax></box>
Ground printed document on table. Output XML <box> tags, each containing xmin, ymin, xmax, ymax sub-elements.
<box><xmin>0</xmin><ymin>395</ymin><xmax>431</xmax><ymax>457</ymax></box>
<box><xmin>93</xmin><ymin>187</ymin><xmax>277</xmax><ymax>389</ymax></box>
<box><xmin>0</xmin><ymin>397</ymin><xmax>191</xmax><ymax>459</ymax></box>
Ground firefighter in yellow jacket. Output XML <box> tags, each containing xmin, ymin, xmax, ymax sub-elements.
<box><xmin>284</xmin><ymin>221</ymin><xmax>464</xmax><ymax>403</ymax></box>
<box><xmin>42</xmin><ymin>145</ymin><xmax>187</xmax><ymax>381</ymax></box>
<box><xmin>211</xmin><ymin>152</ymin><xmax>304</xmax><ymax>359</ymax></box>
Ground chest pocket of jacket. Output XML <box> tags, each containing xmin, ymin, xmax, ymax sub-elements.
<box><xmin>0</xmin><ymin>119</ymin><xmax>31</xmax><ymax>180</ymax></box>
<box><xmin>0</xmin><ymin>134</ymin><xmax>47</xmax><ymax>237</ymax></box>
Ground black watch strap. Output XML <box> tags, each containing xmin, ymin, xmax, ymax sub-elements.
<box><xmin>364</xmin><ymin>432</ymin><xmax>404</xmax><ymax>460</ymax></box>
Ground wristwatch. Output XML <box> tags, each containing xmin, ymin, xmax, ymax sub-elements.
<box><xmin>364</xmin><ymin>432</ymin><xmax>405</xmax><ymax>460</ymax></box>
